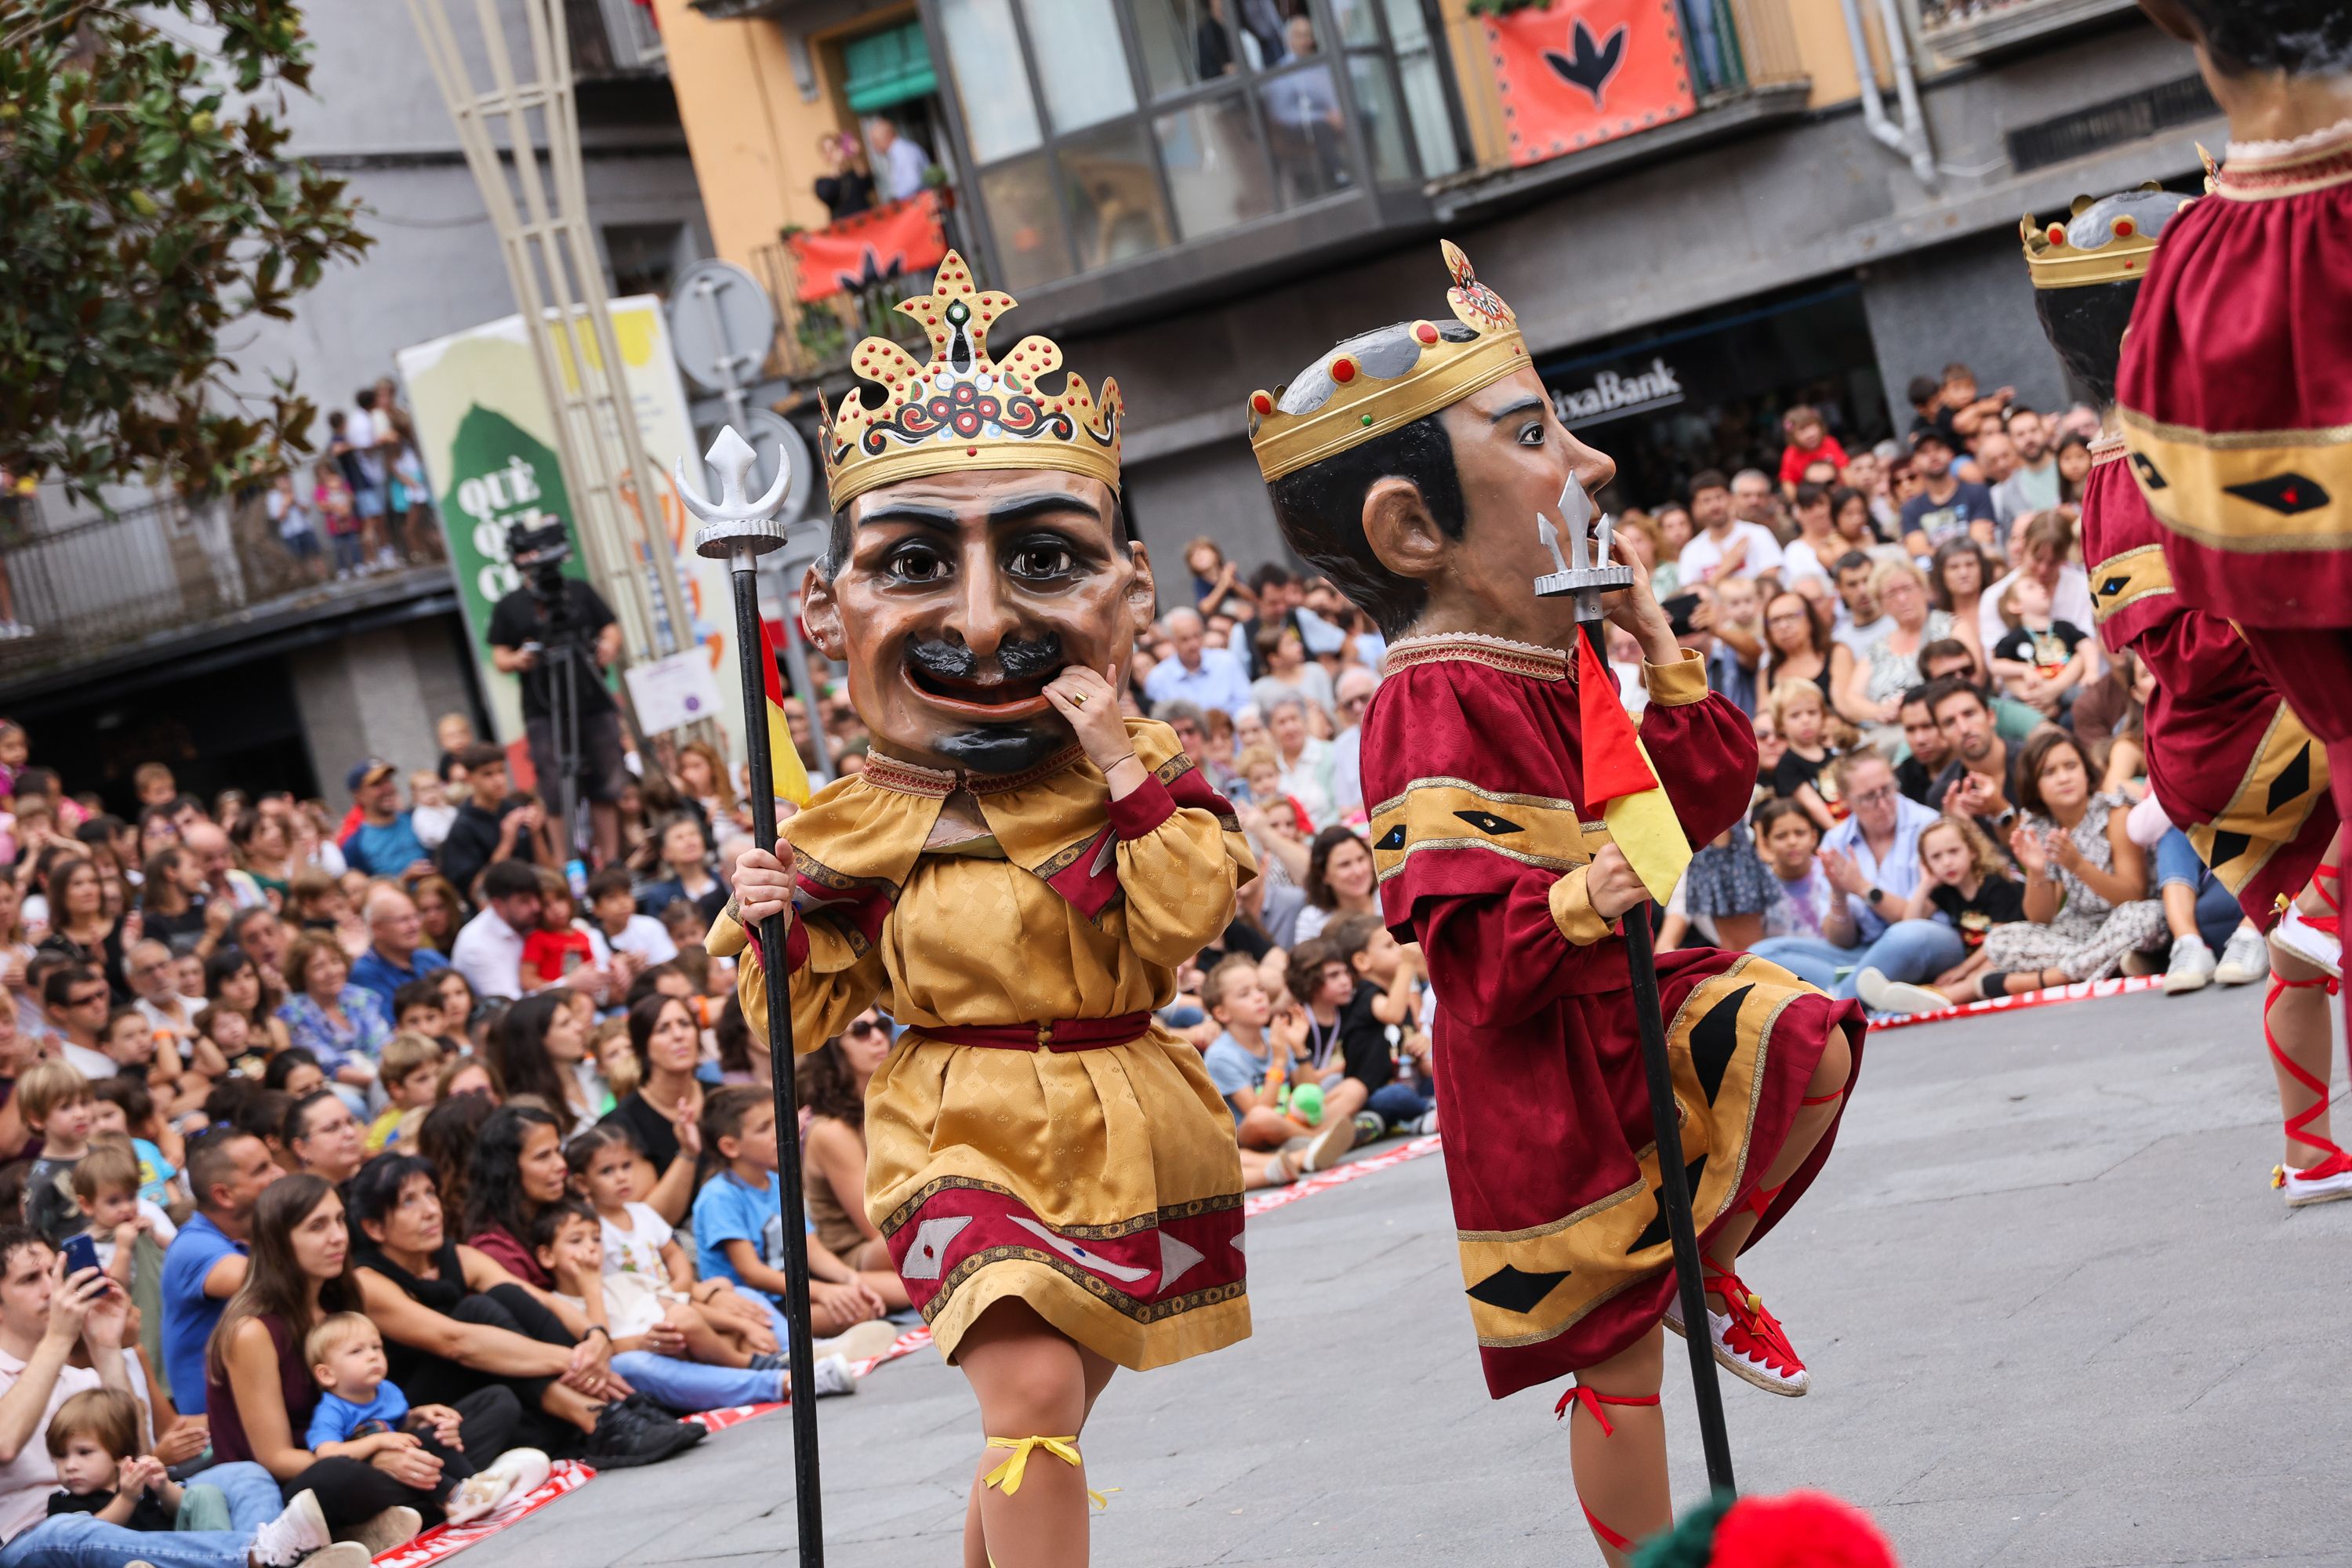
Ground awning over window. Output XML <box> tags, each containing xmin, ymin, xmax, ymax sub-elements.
<box><xmin>842</xmin><ymin>21</ymin><xmax>937</xmax><ymax>114</ymax></box>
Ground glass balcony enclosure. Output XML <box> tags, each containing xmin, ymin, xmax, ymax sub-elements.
<box><xmin>927</xmin><ymin>0</ymin><xmax>1465</xmax><ymax>301</ymax></box>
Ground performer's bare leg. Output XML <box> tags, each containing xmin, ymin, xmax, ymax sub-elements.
<box><xmin>1564</xmin><ymin>1327</ymin><xmax>1670</xmax><ymax>1566</ymax></box>
<box><xmin>2269</xmin><ymin>848</ymin><xmax>2345</xmax><ymax>1183</ymax></box>
<box><xmin>1700</xmin><ymin>1023</ymin><xmax>1853</xmax><ymax>1302</ymax></box>
<box><xmin>958</xmin><ymin>1299</ymin><xmax>1116</xmax><ymax>1568</ymax></box>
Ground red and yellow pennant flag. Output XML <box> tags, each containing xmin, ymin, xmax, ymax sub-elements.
<box><xmin>758</xmin><ymin>617</ymin><xmax>813</xmax><ymax>809</ymax></box>
<box><xmin>1575</xmin><ymin>633</ymin><xmax>1690</xmax><ymax>902</ymax></box>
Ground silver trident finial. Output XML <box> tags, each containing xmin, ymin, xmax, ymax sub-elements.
<box><xmin>680</xmin><ymin>425</ymin><xmax>793</xmax><ymax>562</ymax></box>
<box><xmin>1532</xmin><ymin>475</ymin><xmax>1632</xmax><ymax>616</ymax></box>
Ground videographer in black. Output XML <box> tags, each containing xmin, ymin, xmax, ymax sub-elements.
<box><xmin>486</xmin><ymin>516</ymin><xmax>627</xmax><ymax>867</ymax></box>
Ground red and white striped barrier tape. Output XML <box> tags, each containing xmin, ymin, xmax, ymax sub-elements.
<box><xmin>1865</xmin><ymin>971</ymin><xmax>2165</xmax><ymax>1031</ymax></box>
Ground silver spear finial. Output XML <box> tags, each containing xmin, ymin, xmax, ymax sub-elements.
<box><xmin>1532</xmin><ymin>475</ymin><xmax>1631</xmax><ymax>617</ymax></box>
<box><xmin>680</xmin><ymin>425</ymin><xmax>793</xmax><ymax>562</ymax></box>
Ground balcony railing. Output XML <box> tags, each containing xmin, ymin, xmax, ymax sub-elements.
<box><xmin>1915</xmin><ymin>0</ymin><xmax>2140</xmax><ymax>62</ymax></box>
<box><xmin>566</xmin><ymin>0</ymin><xmax>666</xmax><ymax>78</ymax></box>
<box><xmin>0</xmin><ymin>490</ymin><xmax>450</xmax><ymax>684</ymax></box>
<box><xmin>746</xmin><ymin>195</ymin><xmax>988</xmax><ymax>386</ymax></box>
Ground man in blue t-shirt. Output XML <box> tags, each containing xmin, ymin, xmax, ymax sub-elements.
<box><xmin>1896</xmin><ymin>429</ymin><xmax>1998</xmax><ymax>557</ymax></box>
<box><xmin>347</xmin><ymin>885</ymin><xmax>451</xmax><ymax>1016</ymax></box>
<box><xmin>339</xmin><ymin>759</ymin><xmax>430</xmax><ymax>880</ymax></box>
<box><xmin>159</xmin><ymin>1130</ymin><xmax>280</xmax><ymax>1413</ymax></box>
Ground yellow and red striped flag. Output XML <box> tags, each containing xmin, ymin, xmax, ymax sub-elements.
<box><xmin>757</xmin><ymin>618</ymin><xmax>813</xmax><ymax>809</ymax></box>
<box><xmin>1575</xmin><ymin>633</ymin><xmax>1690</xmax><ymax>903</ymax></box>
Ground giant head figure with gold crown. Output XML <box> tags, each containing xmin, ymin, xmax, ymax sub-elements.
<box><xmin>1247</xmin><ymin>242</ymin><xmax>1624</xmax><ymax>648</ymax></box>
<box><xmin>2019</xmin><ymin>183</ymin><xmax>2198</xmax><ymax>412</ymax></box>
<box><xmin>804</xmin><ymin>252</ymin><xmax>1156</xmax><ymax>776</ymax></box>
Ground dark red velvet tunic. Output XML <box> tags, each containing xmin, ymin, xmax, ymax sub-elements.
<box><xmin>2118</xmin><ymin>123</ymin><xmax>2352</xmax><ymax>741</ymax></box>
<box><xmin>1362</xmin><ymin>635</ymin><xmax>1864</xmax><ymax>1400</ymax></box>
<box><xmin>2082</xmin><ymin>443</ymin><xmax>2334</xmax><ymax>925</ymax></box>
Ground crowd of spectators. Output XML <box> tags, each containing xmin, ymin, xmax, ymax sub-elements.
<box><xmin>0</xmin><ymin>714</ymin><xmax>931</xmax><ymax>1564</ymax></box>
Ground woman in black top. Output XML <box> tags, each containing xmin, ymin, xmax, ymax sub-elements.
<box><xmin>812</xmin><ymin>131</ymin><xmax>874</xmax><ymax>221</ymax></box>
<box><xmin>346</xmin><ymin>1153</ymin><xmax>694</xmax><ymax>1468</ymax></box>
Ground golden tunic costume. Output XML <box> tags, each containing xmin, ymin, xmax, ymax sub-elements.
<box><xmin>717</xmin><ymin>718</ymin><xmax>1254</xmax><ymax>1370</ymax></box>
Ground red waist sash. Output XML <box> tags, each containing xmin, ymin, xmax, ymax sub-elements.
<box><xmin>917</xmin><ymin>1011</ymin><xmax>1154</xmax><ymax>1051</ymax></box>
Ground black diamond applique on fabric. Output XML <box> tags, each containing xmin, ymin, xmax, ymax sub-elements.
<box><xmin>2096</xmin><ymin>575</ymin><xmax>2130</xmax><ymax>601</ymax></box>
<box><xmin>1376</xmin><ymin>823</ymin><xmax>1407</xmax><ymax>851</ymax></box>
<box><xmin>1465</xmin><ymin>1264</ymin><xmax>1570</xmax><ymax>1315</ymax></box>
<box><xmin>1454</xmin><ymin>809</ymin><xmax>1524</xmax><ymax>836</ymax></box>
<box><xmin>2209</xmin><ymin>829</ymin><xmax>2253</xmax><ymax>869</ymax></box>
<box><xmin>2225</xmin><ymin>474</ymin><xmax>2331</xmax><ymax>516</ymax></box>
<box><xmin>2129</xmin><ymin>453</ymin><xmax>2168</xmax><ymax>491</ymax></box>
<box><xmin>2268</xmin><ymin>744</ymin><xmax>2314</xmax><ymax>816</ymax></box>
<box><xmin>1688</xmin><ymin>985</ymin><xmax>1751</xmax><ymax>1108</ymax></box>
<box><xmin>1626</xmin><ymin>1156</ymin><xmax>1708</xmax><ymax>1255</ymax></box>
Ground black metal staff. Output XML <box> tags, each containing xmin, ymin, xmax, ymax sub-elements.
<box><xmin>679</xmin><ymin>428</ymin><xmax>828</xmax><ymax>1564</ymax></box>
<box><xmin>1535</xmin><ymin>481</ymin><xmax>1737</xmax><ymax>1497</ymax></box>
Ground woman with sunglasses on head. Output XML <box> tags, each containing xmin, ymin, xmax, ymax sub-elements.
<box><xmin>798</xmin><ymin>1011</ymin><xmax>895</xmax><ymax>1274</ymax></box>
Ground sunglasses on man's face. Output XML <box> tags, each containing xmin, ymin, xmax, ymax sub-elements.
<box><xmin>67</xmin><ymin>990</ymin><xmax>111</xmax><ymax>1009</ymax></box>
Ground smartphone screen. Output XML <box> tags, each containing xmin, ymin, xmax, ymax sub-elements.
<box><xmin>1663</xmin><ymin>593</ymin><xmax>1704</xmax><ymax>637</ymax></box>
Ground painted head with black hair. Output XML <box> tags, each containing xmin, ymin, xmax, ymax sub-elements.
<box><xmin>2024</xmin><ymin>186</ymin><xmax>2198</xmax><ymax>409</ymax></box>
<box><xmin>2138</xmin><ymin>0</ymin><xmax>2352</xmax><ymax>76</ymax></box>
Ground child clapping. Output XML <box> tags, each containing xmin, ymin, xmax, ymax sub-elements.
<box><xmin>305</xmin><ymin>1313</ymin><xmax>547</xmax><ymax>1525</ymax></box>
<box><xmin>46</xmin><ymin>1388</ymin><xmax>202</xmax><ymax>1533</ymax></box>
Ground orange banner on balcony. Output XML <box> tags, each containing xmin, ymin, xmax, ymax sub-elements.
<box><xmin>787</xmin><ymin>191</ymin><xmax>950</xmax><ymax>303</ymax></box>
<box><xmin>1484</xmin><ymin>0</ymin><xmax>1697</xmax><ymax>168</ymax></box>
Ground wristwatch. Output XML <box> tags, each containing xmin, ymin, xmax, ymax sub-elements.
<box><xmin>1865</xmin><ymin>887</ymin><xmax>1886</xmax><ymax>908</ymax></box>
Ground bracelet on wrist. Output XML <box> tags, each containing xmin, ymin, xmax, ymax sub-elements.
<box><xmin>583</xmin><ymin>1324</ymin><xmax>610</xmax><ymax>1341</ymax></box>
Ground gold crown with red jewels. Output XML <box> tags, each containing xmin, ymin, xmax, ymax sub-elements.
<box><xmin>2019</xmin><ymin>183</ymin><xmax>2196</xmax><ymax>290</ymax></box>
<box><xmin>821</xmin><ymin>251</ymin><xmax>1122</xmax><ymax>511</ymax></box>
<box><xmin>1247</xmin><ymin>241</ymin><xmax>1530</xmax><ymax>483</ymax></box>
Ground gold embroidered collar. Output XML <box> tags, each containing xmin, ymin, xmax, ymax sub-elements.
<box><xmin>1381</xmin><ymin>631</ymin><xmax>1569</xmax><ymax>682</ymax></box>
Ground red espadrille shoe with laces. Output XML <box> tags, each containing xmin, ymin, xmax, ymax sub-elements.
<box><xmin>1663</xmin><ymin>1259</ymin><xmax>1809</xmax><ymax>1396</ymax></box>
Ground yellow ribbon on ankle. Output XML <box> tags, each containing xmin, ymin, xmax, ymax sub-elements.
<box><xmin>982</xmin><ymin>1436</ymin><xmax>1109</xmax><ymax>1509</ymax></box>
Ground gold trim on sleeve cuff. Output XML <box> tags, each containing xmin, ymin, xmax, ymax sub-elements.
<box><xmin>1642</xmin><ymin>648</ymin><xmax>1710</xmax><ymax>707</ymax></box>
<box><xmin>1548</xmin><ymin>866</ymin><xmax>1621</xmax><ymax>947</ymax></box>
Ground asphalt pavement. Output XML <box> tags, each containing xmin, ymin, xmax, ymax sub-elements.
<box><xmin>457</xmin><ymin>981</ymin><xmax>2346</xmax><ymax>1567</ymax></box>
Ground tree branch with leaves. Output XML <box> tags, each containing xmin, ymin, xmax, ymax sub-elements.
<box><xmin>0</xmin><ymin>0</ymin><xmax>371</xmax><ymax>500</ymax></box>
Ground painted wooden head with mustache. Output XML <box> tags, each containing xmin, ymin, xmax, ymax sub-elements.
<box><xmin>801</xmin><ymin>469</ymin><xmax>1156</xmax><ymax>776</ymax></box>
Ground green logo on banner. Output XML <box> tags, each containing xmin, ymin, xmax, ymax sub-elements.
<box><xmin>435</xmin><ymin>405</ymin><xmax>589</xmax><ymax>636</ymax></box>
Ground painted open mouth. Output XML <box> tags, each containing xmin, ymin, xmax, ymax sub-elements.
<box><xmin>906</xmin><ymin>660</ymin><xmax>1056</xmax><ymax>720</ymax></box>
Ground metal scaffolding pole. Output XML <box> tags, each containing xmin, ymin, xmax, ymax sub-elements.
<box><xmin>403</xmin><ymin>0</ymin><xmax>693</xmax><ymax>667</ymax></box>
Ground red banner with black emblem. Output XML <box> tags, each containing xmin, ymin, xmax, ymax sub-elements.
<box><xmin>786</xmin><ymin>190</ymin><xmax>950</xmax><ymax>303</ymax></box>
<box><xmin>1483</xmin><ymin>0</ymin><xmax>1697</xmax><ymax>169</ymax></box>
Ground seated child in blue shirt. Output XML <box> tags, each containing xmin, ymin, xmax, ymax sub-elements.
<box><xmin>304</xmin><ymin>1312</ymin><xmax>546</xmax><ymax>1525</ymax></box>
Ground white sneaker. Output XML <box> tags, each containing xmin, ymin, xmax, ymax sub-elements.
<box><xmin>336</xmin><ymin>1504</ymin><xmax>421</xmax><ymax>1555</ymax></box>
<box><xmin>1298</xmin><ymin>1109</ymin><xmax>1358</xmax><ymax>1172</ymax></box>
<box><xmin>444</xmin><ymin>1445</ymin><xmax>552</xmax><ymax>1523</ymax></box>
<box><xmin>1856</xmin><ymin>967</ymin><xmax>1952</xmax><ymax>1018</ymax></box>
<box><xmin>249</xmin><ymin>1490</ymin><xmax>335</xmax><ymax>1567</ymax></box>
<box><xmin>815</xmin><ymin>1319</ymin><xmax>899</xmax><ymax>1364</ymax></box>
<box><xmin>812</xmin><ymin>1352</ymin><xmax>858</xmax><ymax>1397</ymax></box>
<box><xmin>444</xmin><ymin>1472</ymin><xmax>514</xmax><ymax>1527</ymax></box>
<box><xmin>2163</xmin><ymin>933</ymin><xmax>2217</xmax><ymax>994</ymax></box>
<box><xmin>2270</xmin><ymin>906</ymin><xmax>2342</xmax><ymax>981</ymax></box>
<box><xmin>2215</xmin><ymin>924</ymin><xmax>2271</xmax><ymax>986</ymax></box>
<box><xmin>1414</xmin><ymin>1107</ymin><xmax>1439</xmax><ymax>1135</ymax></box>
<box><xmin>2277</xmin><ymin>1151</ymin><xmax>2352</xmax><ymax>1208</ymax></box>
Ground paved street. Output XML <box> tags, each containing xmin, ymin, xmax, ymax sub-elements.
<box><xmin>465</xmin><ymin>982</ymin><xmax>2347</xmax><ymax>1567</ymax></box>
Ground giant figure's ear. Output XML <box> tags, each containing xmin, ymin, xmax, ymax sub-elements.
<box><xmin>1122</xmin><ymin>540</ymin><xmax>1159</xmax><ymax>641</ymax></box>
<box><xmin>800</xmin><ymin>561</ymin><xmax>845</xmax><ymax>660</ymax></box>
<box><xmin>1361</xmin><ymin>477</ymin><xmax>1446</xmax><ymax>587</ymax></box>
